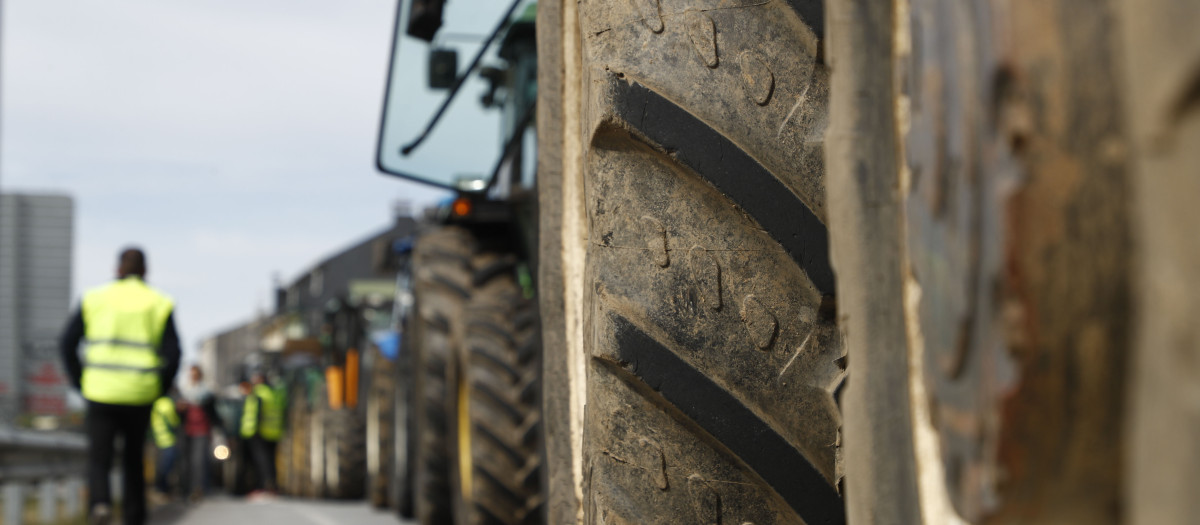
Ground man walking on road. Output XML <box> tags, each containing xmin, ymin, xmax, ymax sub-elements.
<box><xmin>60</xmin><ymin>248</ymin><xmax>182</xmax><ymax>525</ymax></box>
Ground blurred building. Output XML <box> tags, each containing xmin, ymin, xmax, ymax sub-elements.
<box><xmin>199</xmin><ymin>317</ymin><xmax>271</xmax><ymax>392</ymax></box>
<box><xmin>0</xmin><ymin>193</ymin><xmax>74</xmax><ymax>426</ymax></box>
<box><xmin>275</xmin><ymin>216</ymin><xmax>416</xmax><ymax>336</ymax></box>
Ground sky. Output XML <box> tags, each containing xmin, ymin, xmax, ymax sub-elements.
<box><xmin>0</xmin><ymin>0</ymin><xmax>517</xmax><ymax>361</ymax></box>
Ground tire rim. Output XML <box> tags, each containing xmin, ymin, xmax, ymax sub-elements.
<box><xmin>456</xmin><ymin>372</ymin><xmax>473</xmax><ymax>505</ymax></box>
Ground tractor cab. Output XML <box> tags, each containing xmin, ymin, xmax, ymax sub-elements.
<box><xmin>376</xmin><ymin>0</ymin><xmax>538</xmax><ymax>206</ymax></box>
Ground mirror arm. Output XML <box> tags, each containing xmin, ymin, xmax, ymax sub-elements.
<box><xmin>484</xmin><ymin>100</ymin><xmax>538</xmax><ymax>192</ymax></box>
<box><xmin>400</xmin><ymin>0</ymin><xmax>525</xmax><ymax>156</ymax></box>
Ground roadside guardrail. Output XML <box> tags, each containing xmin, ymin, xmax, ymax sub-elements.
<box><xmin>0</xmin><ymin>426</ymin><xmax>87</xmax><ymax>525</ymax></box>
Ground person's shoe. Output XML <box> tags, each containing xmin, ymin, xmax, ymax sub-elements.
<box><xmin>89</xmin><ymin>504</ymin><xmax>113</xmax><ymax>525</ymax></box>
<box><xmin>149</xmin><ymin>490</ymin><xmax>170</xmax><ymax>506</ymax></box>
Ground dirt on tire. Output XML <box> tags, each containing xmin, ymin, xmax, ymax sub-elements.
<box><xmin>540</xmin><ymin>1</ymin><xmax>844</xmax><ymax>523</ymax></box>
<box><xmin>450</xmin><ymin>249</ymin><xmax>543</xmax><ymax>525</ymax></box>
<box><xmin>410</xmin><ymin>226</ymin><xmax>474</xmax><ymax>524</ymax></box>
<box><xmin>323</xmin><ymin>408</ymin><xmax>367</xmax><ymax>499</ymax></box>
<box><xmin>368</xmin><ymin>349</ymin><xmax>396</xmax><ymax>508</ymax></box>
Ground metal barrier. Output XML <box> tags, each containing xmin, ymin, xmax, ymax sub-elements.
<box><xmin>0</xmin><ymin>427</ymin><xmax>87</xmax><ymax>525</ymax></box>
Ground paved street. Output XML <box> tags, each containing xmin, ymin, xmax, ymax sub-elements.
<box><xmin>148</xmin><ymin>496</ymin><xmax>413</xmax><ymax>525</ymax></box>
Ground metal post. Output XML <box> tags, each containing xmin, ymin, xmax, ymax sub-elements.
<box><xmin>4</xmin><ymin>483</ymin><xmax>24</xmax><ymax>525</ymax></box>
<box><xmin>38</xmin><ymin>481</ymin><xmax>55</xmax><ymax>523</ymax></box>
<box><xmin>63</xmin><ymin>478</ymin><xmax>81</xmax><ymax>518</ymax></box>
<box><xmin>0</xmin><ymin>428</ymin><xmax>88</xmax><ymax>523</ymax></box>
<box><xmin>110</xmin><ymin>470</ymin><xmax>122</xmax><ymax>502</ymax></box>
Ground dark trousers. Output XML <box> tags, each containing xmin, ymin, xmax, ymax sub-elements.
<box><xmin>181</xmin><ymin>435</ymin><xmax>209</xmax><ymax>496</ymax></box>
<box><xmin>247</xmin><ymin>437</ymin><xmax>277</xmax><ymax>492</ymax></box>
<box><xmin>154</xmin><ymin>445</ymin><xmax>179</xmax><ymax>494</ymax></box>
<box><xmin>85</xmin><ymin>401</ymin><xmax>152</xmax><ymax>525</ymax></box>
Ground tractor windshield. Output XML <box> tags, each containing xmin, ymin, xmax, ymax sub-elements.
<box><xmin>376</xmin><ymin>0</ymin><xmax>537</xmax><ymax>193</ymax></box>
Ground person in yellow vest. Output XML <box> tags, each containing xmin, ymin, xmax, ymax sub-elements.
<box><xmin>59</xmin><ymin>248</ymin><xmax>181</xmax><ymax>525</ymax></box>
<box><xmin>149</xmin><ymin>392</ymin><xmax>181</xmax><ymax>501</ymax></box>
<box><xmin>240</xmin><ymin>371</ymin><xmax>282</xmax><ymax>494</ymax></box>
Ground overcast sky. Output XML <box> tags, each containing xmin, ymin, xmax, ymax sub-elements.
<box><xmin>0</xmin><ymin>1</ymin><xmax>481</xmax><ymax>361</ymax></box>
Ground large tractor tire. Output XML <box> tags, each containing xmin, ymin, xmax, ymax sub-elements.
<box><xmin>825</xmin><ymin>0</ymin><xmax>1190</xmax><ymax>523</ymax></box>
<box><xmin>367</xmin><ymin>348</ymin><xmax>397</xmax><ymax>508</ymax></box>
<box><xmin>285</xmin><ymin>385</ymin><xmax>312</xmax><ymax>497</ymax></box>
<box><xmin>540</xmin><ymin>0</ymin><xmax>1200</xmax><ymax>523</ymax></box>
<box><xmin>323</xmin><ymin>408</ymin><xmax>368</xmax><ymax>499</ymax></box>
<box><xmin>277</xmin><ymin>416</ymin><xmax>293</xmax><ymax>494</ymax></box>
<box><xmin>410</xmin><ymin>226</ymin><xmax>473</xmax><ymax>524</ymax></box>
<box><xmin>538</xmin><ymin>1</ymin><xmax>843</xmax><ymax>524</ymax></box>
<box><xmin>1120</xmin><ymin>2</ymin><xmax>1200</xmax><ymax>523</ymax></box>
<box><xmin>306</xmin><ymin>383</ymin><xmax>327</xmax><ymax>499</ymax></box>
<box><xmin>392</xmin><ymin>334</ymin><xmax>416</xmax><ymax>518</ymax></box>
<box><xmin>449</xmin><ymin>250</ymin><xmax>543</xmax><ymax>525</ymax></box>
<box><xmin>412</xmin><ymin>225</ymin><xmax>545</xmax><ymax>525</ymax></box>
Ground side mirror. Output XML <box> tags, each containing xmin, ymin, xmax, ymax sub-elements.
<box><xmin>407</xmin><ymin>0</ymin><xmax>446</xmax><ymax>42</ymax></box>
<box><xmin>428</xmin><ymin>48</ymin><xmax>458</xmax><ymax>90</ymax></box>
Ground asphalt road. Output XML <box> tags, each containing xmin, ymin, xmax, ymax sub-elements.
<box><xmin>148</xmin><ymin>496</ymin><xmax>414</xmax><ymax>525</ymax></box>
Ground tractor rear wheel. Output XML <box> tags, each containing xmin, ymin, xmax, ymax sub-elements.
<box><xmin>538</xmin><ymin>1</ymin><xmax>843</xmax><ymax>524</ymax></box>
<box><xmin>367</xmin><ymin>348</ymin><xmax>396</xmax><ymax>508</ymax></box>
<box><xmin>282</xmin><ymin>384</ymin><xmax>311</xmax><ymax>496</ymax></box>
<box><xmin>323</xmin><ymin>408</ymin><xmax>367</xmax><ymax>499</ymax></box>
<box><xmin>448</xmin><ymin>250</ymin><xmax>542</xmax><ymax>525</ymax></box>
<box><xmin>410</xmin><ymin>226</ymin><xmax>474</xmax><ymax>524</ymax></box>
<box><xmin>1120</xmin><ymin>1</ymin><xmax>1200</xmax><ymax>523</ymax></box>
<box><xmin>829</xmin><ymin>1</ymin><xmax>1146</xmax><ymax>523</ymax></box>
<box><xmin>392</xmin><ymin>354</ymin><xmax>416</xmax><ymax>518</ymax></box>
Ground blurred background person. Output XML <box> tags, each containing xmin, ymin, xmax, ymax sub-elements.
<box><xmin>179</xmin><ymin>365</ymin><xmax>218</xmax><ymax>503</ymax></box>
<box><xmin>239</xmin><ymin>372</ymin><xmax>282</xmax><ymax>496</ymax></box>
<box><xmin>149</xmin><ymin>390</ymin><xmax>181</xmax><ymax>504</ymax></box>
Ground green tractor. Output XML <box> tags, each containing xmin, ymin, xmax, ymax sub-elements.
<box><xmin>379</xmin><ymin>0</ymin><xmax>1200</xmax><ymax>523</ymax></box>
<box><xmin>375</xmin><ymin>2</ymin><xmax>543</xmax><ymax>524</ymax></box>
<box><xmin>273</xmin><ymin>295</ymin><xmax>396</xmax><ymax>500</ymax></box>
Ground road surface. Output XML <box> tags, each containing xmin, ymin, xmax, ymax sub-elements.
<box><xmin>148</xmin><ymin>496</ymin><xmax>414</xmax><ymax>525</ymax></box>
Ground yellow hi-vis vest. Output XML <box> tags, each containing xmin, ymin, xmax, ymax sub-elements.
<box><xmin>151</xmin><ymin>396</ymin><xmax>180</xmax><ymax>449</ymax></box>
<box><xmin>241</xmin><ymin>383</ymin><xmax>283</xmax><ymax>442</ymax></box>
<box><xmin>80</xmin><ymin>277</ymin><xmax>174</xmax><ymax>405</ymax></box>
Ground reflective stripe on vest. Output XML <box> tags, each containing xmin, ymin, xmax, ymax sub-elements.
<box><xmin>85</xmin><ymin>339</ymin><xmax>155</xmax><ymax>349</ymax></box>
<box><xmin>80</xmin><ymin>277</ymin><xmax>174</xmax><ymax>405</ymax></box>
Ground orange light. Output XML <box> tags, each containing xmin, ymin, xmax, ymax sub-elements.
<box><xmin>345</xmin><ymin>349</ymin><xmax>359</xmax><ymax>409</ymax></box>
<box><xmin>326</xmin><ymin>366</ymin><xmax>344</xmax><ymax>410</ymax></box>
<box><xmin>452</xmin><ymin>198</ymin><xmax>472</xmax><ymax>217</ymax></box>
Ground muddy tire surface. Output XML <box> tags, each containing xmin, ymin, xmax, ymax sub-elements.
<box><xmin>393</xmin><ymin>344</ymin><xmax>416</xmax><ymax>518</ymax></box>
<box><xmin>828</xmin><ymin>0</ymin><xmax>1159</xmax><ymax>523</ymax></box>
<box><xmin>1118</xmin><ymin>1</ymin><xmax>1200</xmax><ymax>523</ymax></box>
<box><xmin>449</xmin><ymin>249</ymin><xmax>543</xmax><ymax>525</ymax></box>
<box><xmin>324</xmin><ymin>408</ymin><xmax>367</xmax><ymax>499</ymax></box>
<box><xmin>282</xmin><ymin>384</ymin><xmax>311</xmax><ymax>496</ymax></box>
<box><xmin>368</xmin><ymin>350</ymin><xmax>396</xmax><ymax>508</ymax></box>
<box><xmin>410</xmin><ymin>226</ymin><xmax>473</xmax><ymax>524</ymax></box>
<box><xmin>541</xmin><ymin>1</ymin><xmax>845</xmax><ymax>524</ymax></box>
<box><xmin>307</xmin><ymin>390</ymin><xmax>327</xmax><ymax>499</ymax></box>
<box><xmin>277</xmin><ymin>403</ymin><xmax>295</xmax><ymax>495</ymax></box>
